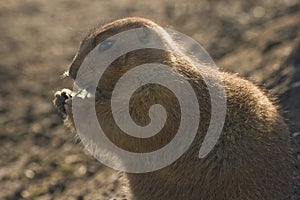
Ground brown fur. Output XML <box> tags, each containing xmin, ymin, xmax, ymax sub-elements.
<box><xmin>54</xmin><ymin>17</ymin><xmax>293</xmax><ymax>200</ymax></box>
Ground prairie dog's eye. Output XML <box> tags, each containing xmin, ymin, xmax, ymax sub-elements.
<box><xmin>99</xmin><ymin>39</ymin><xmax>115</xmax><ymax>51</ymax></box>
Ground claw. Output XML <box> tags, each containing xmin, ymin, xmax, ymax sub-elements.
<box><xmin>53</xmin><ymin>88</ymin><xmax>73</xmax><ymax>114</ymax></box>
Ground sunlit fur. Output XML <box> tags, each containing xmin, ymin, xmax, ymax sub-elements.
<box><xmin>54</xmin><ymin>17</ymin><xmax>293</xmax><ymax>200</ymax></box>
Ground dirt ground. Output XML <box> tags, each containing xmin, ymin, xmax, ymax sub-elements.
<box><xmin>0</xmin><ymin>0</ymin><xmax>300</xmax><ymax>199</ymax></box>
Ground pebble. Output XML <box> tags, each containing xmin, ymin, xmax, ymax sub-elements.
<box><xmin>21</xmin><ymin>190</ymin><xmax>30</xmax><ymax>199</ymax></box>
<box><xmin>252</xmin><ymin>6</ymin><xmax>266</xmax><ymax>18</ymax></box>
<box><xmin>75</xmin><ymin>164</ymin><xmax>87</xmax><ymax>177</ymax></box>
<box><xmin>24</xmin><ymin>169</ymin><xmax>35</xmax><ymax>179</ymax></box>
<box><xmin>64</xmin><ymin>155</ymin><xmax>81</xmax><ymax>164</ymax></box>
<box><xmin>291</xmin><ymin>81</ymin><xmax>300</xmax><ymax>89</ymax></box>
<box><xmin>292</xmin><ymin>132</ymin><xmax>300</xmax><ymax>137</ymax></box>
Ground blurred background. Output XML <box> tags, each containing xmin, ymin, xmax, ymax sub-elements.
<box><xmin>0</xmin><ymin>0</ymin><xmax>299</xmax><ymax>199</ymax></box>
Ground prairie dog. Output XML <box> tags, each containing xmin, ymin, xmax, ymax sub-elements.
<box><xmin>54</xmin><ymin>17</ymin><xmax>293</xmax><ymax>200</ymax></box>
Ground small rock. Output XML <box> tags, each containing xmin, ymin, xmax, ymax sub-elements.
<box><xmin>291</xmin><ymin>81</ymin><xmax>300</xmax><ymax>89</ymax></box>
<box><xmin>292</xmin><ymin>132</ymin><xmax>300</xmax><ymax>137</ymax></box>
<box><xmin>37</xmin><ymin>194</ymin><xmax>53</xmax><ymax>200</ymax></box>
<box><xmin>24</xmin><ymin>169</ymin><xmax>35</xmax><ymax>179</ymax></box>
<box><xmin>64</xmin><ymin>155</ymin><xmax>81</xmax><ymax>164</ymax></box>
<box><xmin>252</xmin><ymin>6</ymin><xmax>266</xmax><ymax>18</ymax></box>
<box><xmin>75</xmin><ymin>164</ymin><xmax>87</xmax><ymax>177</ymax></box>
<box><xmin>21</xmin><ymin>189</ymin><xmax>30</xmax><ymax>199</ymax></box>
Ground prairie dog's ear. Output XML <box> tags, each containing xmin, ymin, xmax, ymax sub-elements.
<box><xmin>135</xmin><ymin>26</ymin><xmax>168</xmax><ymax>49</ymax></box>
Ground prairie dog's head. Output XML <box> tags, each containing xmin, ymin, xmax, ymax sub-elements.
<box><xmin>54</xmin><ymin>17</ymin><xmax>191</xmax><ymax>154</ymax></box>
<box><xmin>68</xmin><ymin>18</ymin><xmax>177</xmax><ymax>98</ymax></box>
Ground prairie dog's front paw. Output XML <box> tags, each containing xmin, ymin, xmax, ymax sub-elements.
<box><xmin>53</xmin><ymin>88</ymin><xmax>73</xmax><ymax>115</ymax></box>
